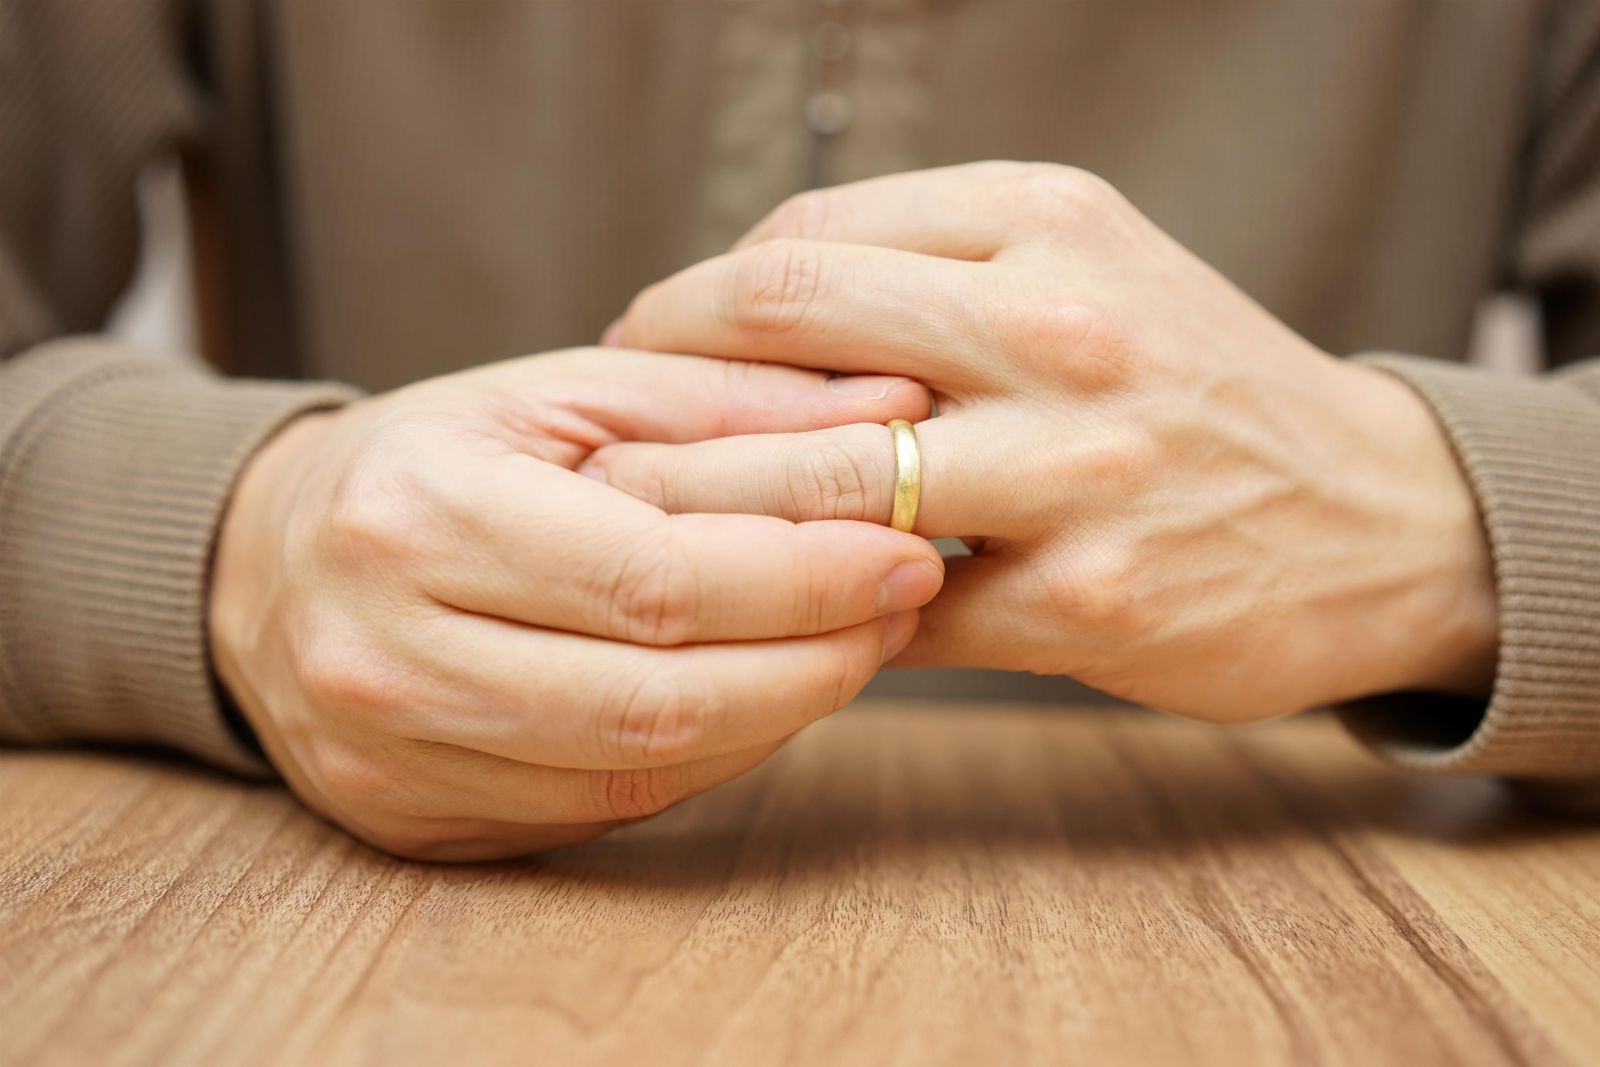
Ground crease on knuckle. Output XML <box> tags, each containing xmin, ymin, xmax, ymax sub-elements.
<box><xmin>594</xmin><ymin>765</ymin><xmax>684</xmax><ymax>822</ymax></box>
<box><xmin>599</xmin><ymin>664</ymin><xmax>714</xmax><ymax>767</ymax></box>
<box><xmin>795</xmin><ymin>558</ymin><xmax>835</xmax><ymax>635</ymax></box>
<box><xmin>821</xmin><ymin>637</ymin><xmax>872</xmax><ymax>716</ymax></box>
<box><xmin>626</xmin><ymin>448</ymin><xmax>675</xmax><ymax>512</ymax></box>
<box><xmin>607</xmin><ymin>530</ymin><xmax>697</xmax><ymax>646</ymax></box>
<box><xmin>729</xmin><ymin>239</ymin><xmax>826</xmax><ymax>339</ymax></box>
<box><xmin>784</xmin><ymin>439</ymin><xmax>874</xmax><ymax>521</ymax></box>
<box><xmin>710</xmin><ymin>359</ymin><xmax>762</xmax><ymax>439</ymax></box>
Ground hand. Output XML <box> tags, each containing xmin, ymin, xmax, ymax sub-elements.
<box><xmin>586</xmin><ymin>162</ymin><xmax>1498</xmax><ymax>722</ymax></box>
<box><xmin>209</xmin><ymin>349</ymin><xmax>942</xmax><ymax>860</ymax></box>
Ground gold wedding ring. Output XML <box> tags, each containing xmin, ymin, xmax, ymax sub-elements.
<box><xmin>887</xmin><ymin>419</ymin><xmax>922</xmax><ymax>533</ymax></box>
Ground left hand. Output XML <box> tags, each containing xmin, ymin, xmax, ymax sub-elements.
<box><xmin>586</xmin><ymin>162</ymin><xmax>1498</xmax><ymax>722</ymax></box>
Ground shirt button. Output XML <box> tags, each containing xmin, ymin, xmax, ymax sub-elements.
<box><xmin>804</xmin><ymin>91</ymin><xmax>854</xmax><ymax>135</ymax></box>
<box><xmin>810</xmin><ymin>22</ymin><xmax>852</xmax><ymax>62</ymax></box>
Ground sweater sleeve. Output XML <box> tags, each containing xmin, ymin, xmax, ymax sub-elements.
<box><xmin>0</xmin><ymin>0</ymin><xmax>360</xmax><ymax>774</ymax></box>
<box><xmin>1338</xmin><ymin>356</ymin><xmax>1600</xmax><ymax>797</ymax></box>
<box><xmin>1336</xmin><ymin>3</ymin><xmax>1600</xmax><ymax>800</ymax></box>
<box><xmin>0</xmin><ymin>347</ymin><xmax>358</xmax><ymax>776</ymax></box>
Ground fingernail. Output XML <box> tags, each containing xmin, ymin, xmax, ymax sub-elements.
<box><xmin>600</xmin><ymin>318</ymin><xmax>624</xmax><ymax>347</ymax></box>
<box><xmin>577</xmin><ymin>462</ymin><xmax>607</xmax><ymax>484</ymax></box>
<box><xmin>881</xmin><ymin>610</ymin><xmax>920</xmax><ymax>663</ymax></box>
<box><xmin>875</xmin><ymin>558</ymin><xmax>942</xmax><ymax>614</ymax></box>
<box><xmin>826</xmin><ymin>375</ymin><xmax>904</xmax><ymax>400</ymax></box>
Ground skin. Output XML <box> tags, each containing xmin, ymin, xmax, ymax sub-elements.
<box><xmin>588</xmin><ymin>161</ymin><xmax>1500</xmax><ymax>724</ymax></box>
<box><xmin>209</xmin><ymin>349</ymin><xmax>944</xmax><ymax>860</ymax></box>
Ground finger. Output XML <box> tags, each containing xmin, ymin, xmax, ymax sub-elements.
<box><xmin>583</xmin><ymin>415</ymin><xmax>1033</xmax><ymax>540</ymax></box>
<box><xmin>887</xmin><ymin>552</ymin><xmax>1066</xmax><ymax>671</ymax></box>
<box><xmin>734</xmin><ymin>162</ymin><xmax>1126</xmax><ymax>266</ymax></box>
<box><xmin>733</xmin><ymin>161</ymin><xmax>1045</xmax><ymax>257</ymax></box>
<box><xmin>387</xmin><ymin>738</ymin><xmax>784</xmax><ymax>829</ymax></box>
<box><xmin>420</xmin><ymin>457</ymin><xmax>944</xmax><ymax>642</ymax></box>
<box><xmin>465</xmin><ymin>347</ymin><xmax>932</xmax><ymax>452</ymax></box>
<box><xmin>391</xmin><ymin>609</ymin><xmax>920</xmax><ymax>770</ymax></box>
<box><xmin>614</xmin><ymin>240</ymin><xmax>995</xmax><ymax>389</ymax></box>
<box><xmin>397</xmin><ymin>824</ymin><xmax>612</xmax><ymax>862</ymax></box>
<box><xmin>354</xmin><ymin>816</ymin><xmax>619</xmax><ymax>863</ymax></box>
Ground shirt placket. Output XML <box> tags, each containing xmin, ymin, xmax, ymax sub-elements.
<box><xmin>809</xmin><ymin>0</ymin><xmax>932</xmax><ymax>189</ymax></box>
<box><xmin>803</xmin><ymin>0</ymin><xmax>858</xmax><ymax>188</ymax></box>
<box><xmin>695</xmin><ymin>0</ymin><xmax>931</xmax><ymax>256</ymax></box>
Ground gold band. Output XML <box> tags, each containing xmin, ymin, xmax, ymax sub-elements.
<box><xmin>887</xmin><ymin>419</ymin><xmax>922</xmax><ymax>533</ymax></box>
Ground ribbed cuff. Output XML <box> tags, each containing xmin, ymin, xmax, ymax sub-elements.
<box><xmin>0</xmin><ymin>340</ymin><xmax>361</xmax><ymax>776</ymax></box>
<box><xmin>1338</xmin><ymin>355</ymin><xmax>1600</xmax><ymax>785</ymax></box>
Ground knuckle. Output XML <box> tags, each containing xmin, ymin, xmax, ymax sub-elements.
<box><xmin>1013</xmin><ymin>164</ymin><xmax>1125</xmax><ymax>223</ymax></box>
<box><xmin>1038</xmin><ymin>544</ymin><xmax>1142</xmax><ymax>634</ymax></box>
<box><xmin>783</xmin><ymin>439</ymin><xmax>875</xmax><ymax>521</ymax></box>
<box><xmin>1074</xmin><ymin>427</ymin><xmax>1159</xmax><ymax>498</ymax></box>
<box><xmin>1000</xmin><ymin>301</ymin><xmax>1144</xmax><ymax>391</ymax></box>
<box><xmin>791</xmin><ymin>631</ymin><xmax>876</xmax><ymax>721</ymax></box>
<box><xmin>820</xmin><ymin>637</ymin><xmax>873</xmax><ymax>714</ymax></box>
<box><xmin>295</xmin><ymin>638</ymin><xmax>401</xmax><ymax>718</ymax></box>
<box><xmin>717</xmin><ymin>357</ymin><xmax>760</xmax><ymax>395</ymax></box>
<box><xmin>728</xmin><ymin>239</ymin><xmax>827</xmax><ymax>338</ymax></box>
<box><xmin>607</xmin><ymin>534</ymin><xmax>698</xmax><ymax>646</ymax></box>
<box><xmin>593</xmin><ymin>766</ymin><xmax>685</xmax><ymax>822</ymax></box>
<box><xmin>968</xmin><ymin>159</ymin><xmax>1038</xmax><ymax>181</ymax></box>
<box><xmin>598</xmin><ymin>666</ymin><xmax>714</xmax><ymax>767</ymax></box>
<box><xmin>314</xmin><ymin>745</ymin><xmax>433</xmax><ymax>819</ymax></box>
<box><xmin>599</xmin><ymin>444</ymin><xmax>682</xmax><ymax>513</ymax></box>
<box><xmin>790</xmin><ymin>557</ymin><xmax>836</xmax><ymax>635</ymax></box>
<box><xmin>764</xmin><ymin>190</ymin><xmax>836</xmax><ymax>242</ymax></box>
<box><xmin>323</xmin><ymin>461</ymin><xmax>430</xmax><ymax>566</ymax></box>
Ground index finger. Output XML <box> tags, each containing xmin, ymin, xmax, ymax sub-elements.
<box><xmin>733</xmin><ymin>160</ymin><xmax>1042</xmax><ymax>257</ymax></box>
<box><xmin>613</xmin><ymin>240</ymin><xmax>994</xmax><ymax>390</ymax></box>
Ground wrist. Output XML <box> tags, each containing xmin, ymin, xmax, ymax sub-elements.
<box><xmin>1343</xmin><ymin>362</ymin><xmax>1499</xmax><ymax>698</ymax></box>
<box><xmin>208</xmin><ymin>409</ymin><xmax>341</xmax><ymax>725</ymax></box>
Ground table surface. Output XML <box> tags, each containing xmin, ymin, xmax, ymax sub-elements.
<box><xmin>3</xmin><ymin>701</ymin><xmax>1598</xmax><ymax>1067</ymax></box>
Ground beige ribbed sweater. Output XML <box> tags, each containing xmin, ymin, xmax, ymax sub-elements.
<box><xmin>2</xmin><ymin>1</ymin><xmax>1599</xmax><ymax>794</ymax></box>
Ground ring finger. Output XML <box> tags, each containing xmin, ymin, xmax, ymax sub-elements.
<box><xmin>582</xmin><ymin>412</ymin><xmax>1036</xmax><ymax>541</ymax></box>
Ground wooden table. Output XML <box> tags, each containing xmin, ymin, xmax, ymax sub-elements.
<box><xmin>3</xmin><ymin>701</ymin><xmax>1598</xmax><ymax>1066</ymax></box>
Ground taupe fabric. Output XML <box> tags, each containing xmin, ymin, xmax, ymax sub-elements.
<box><xmin>0</xmin><ymin>342</ymin><xmax>355</xmax><ymax>774</ymax></box>
<box><xmin>2</xmin><ymin>0</ymin><xmax>1598</xmax><ymax>788</ymax></box>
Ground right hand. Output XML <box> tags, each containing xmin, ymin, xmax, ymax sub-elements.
<box><xmin>208</xmin><ymin>348</ymin><xmax>941</xmax><ymax>861</ymax></box>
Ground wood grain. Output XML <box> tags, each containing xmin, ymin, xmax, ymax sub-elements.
<box><xmin>2</xmin><ymin>701</ymin><xmax>1597</xmax><ymax>1067</ymax></box>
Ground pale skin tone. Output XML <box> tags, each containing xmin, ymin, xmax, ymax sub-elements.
<box><xmin>210</xmin><ymin>350</ymin><xmax>943</xmax><ymax>861</ymax></box>
<box><xmin>589</xmin><ymin>161</ymin><xmax>1500</xmax><ymax>723</ymax></box>
<box><xmin>216</xmin><ymin>161</ymin><xmax>1499</xmax><ymax>860</ymax></box>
